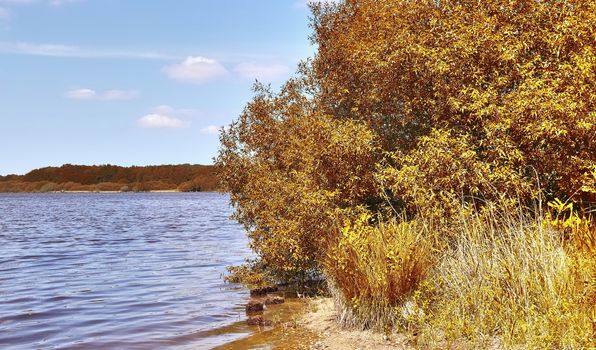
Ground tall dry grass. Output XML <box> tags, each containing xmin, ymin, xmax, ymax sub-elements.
<box><xmin>416</xmin><ymin>206</ymin><xmax>595</xmax><ymax>348</ymax></box>
<box><xmin>323</xmin><ymin>213</ymin><xmax>436</xmax><ymax>330</ymax></box>
<box><xmin>324</xmin><ymin>204</ymin><xmax>595</xmax><ymax>348</ymax></box>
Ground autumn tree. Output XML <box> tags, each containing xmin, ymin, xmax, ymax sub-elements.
<box><xmin>219</xmin><ymin>81</ymin><xmax>378</xmax><ymax>280</ymax></box>
<box><xmin>312</xmin><ymin>0</ymin><xmax>594</xmax><ymax>206</ymax></box>
<box><xmin>218</xmin><ymin>0</ymin><xmax>594</xmax><ymax>282</ymax></box>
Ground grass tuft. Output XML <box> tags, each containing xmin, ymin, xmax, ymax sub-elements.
<box><xmin>323</xmin><ymin>213</ymin><xmax>435</xmax><ymax>330</ymax></box>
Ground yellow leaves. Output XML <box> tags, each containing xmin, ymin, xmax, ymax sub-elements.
<box><xmin>579</xmin><ymin>165</ymin><xmax>596</xmax><ymax>195</ymax></box>
<box><xmin>547</xmin><ymin>196</ymin><xmax>595</xmax><ymax>256</ymax></box>
<box><xmin>312</xmin><ymin>0</ymin><xmax>594</xmax><ymax>202</ymax></box>
<box><xmin>547</xmin><ymin>197</ymin><xmax>573</xmax><ymax>214</ymax></box>
<box><xmin>576</xmin><ymin>120</ymin><xmax>593</xmax><ymax>131</ymax></box>
<box><xmin>219</xmin><ymin>4</ymin><xmax>595</xmax><ymax>340</ymax></box>
<box><xmin>379</xmin><ymin>128</ymin><xmax>531</xmax><ymax>221</ymax></box>
<box><xmin>500</xmin><ymin>43</ymin><xmax>520</xmax><ymax>62</ymax></box>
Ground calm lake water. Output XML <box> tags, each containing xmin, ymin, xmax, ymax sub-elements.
<box><xmin>0</xmin><ymin>193</ymin><xmax>254</xmax><ymax>349</ymax></box>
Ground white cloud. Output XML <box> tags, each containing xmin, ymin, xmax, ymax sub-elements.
<box><xmin>153</xmin><ymin>104</ymin><xmax>198</xmax><ymax>117</ymax></box>
<box><xmin>0</xmin><ymin>0</ymin><xmax>80</xmax><ymax>5</ymax></box>
<box><xmin>138</xmin><ymin>114</ymin><xmax>184</xmax><ymax>129</ymax></box>
<box><xmin>200</xmin><ymin>125</ymin><xmax>220</xmax><ymax>135</ymax></box>
<box><xmin>0</xmin><ymin>0</ymin><xmax>36</xmax><ymax>4</ymax></box>
<box><xmin>103</xmin><ymin>89</ymin><xmax>140</xmax><ymax>101</ymax></box>
<box><xmin>0</xmin><ymin>41</ymin><xmax>176</xmax><ymax>60</ymax></box>
<box><xmin>163</xmin><ymin>56</ymin><xmax>227</xmax><ymax>84</ymax></box>
<box><xmin>65</xmin><ymin>88</ymin><xmax>96</xmax><ymax>100</ymax></box>
<box><xmin>234</xmin><ymin>62</ymin><xmax>289</xmax><ymax>81</ymax></box>
<box><xmin>137</xmin><ymin>105</ymin><xmax>193</xmax><ymax>129</ymax></box>
<box><xmin>153</xmin><ymin>104</ymin><xmax>176</xmax><ymax>115</ymax></box>
<box><xmin>65</xmin><ymin>88</ymin><xmax>139</xmax><ymax>101</ymax></box>
<box><xmin>48</xmin><ymin>0</ymin><xmax>81</xmax><ymax>6</ymax></box>
<box><xmin>4</xmin><ymin>42</ymin><xmax>77</xmax><ymax>56</ymax></box>
<box><xmin>0</xmin><ymin>7</ymin><xmax>11</xmax><ymax>19</ymax></box>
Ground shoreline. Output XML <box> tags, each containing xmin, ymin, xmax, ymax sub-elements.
<box><xmin>61</xmin><ymin>190</ymin><xmax>180</xmax><ymax>193</ymax></box>
<box><xmin>214</xmin><ymin>296</ymin><xmax>415</xmax><ymax>350</ymax></box>
<box><xmin>302</xmin><ymin>298</ymin><xmax>412</xmax><ymax>350</ymax></box>
<box><xmin>213</xmin><ymin>292</ymin><xmax>318</xmax><ymax>350</ymax></box>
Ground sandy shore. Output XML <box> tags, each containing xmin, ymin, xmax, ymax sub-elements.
<box><xmin>302</xmin><ymin>298</ymin><xmax>413</xmax><ymax>350</ymax></box>
<box><xmin>214</xmin><ymin>296</ymin><xmax>415</xmax><ymax>349</ymax></box>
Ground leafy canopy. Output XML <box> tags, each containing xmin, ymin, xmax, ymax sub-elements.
<box><xmin>217</xmin><ymin>0</ymin><xmax>595</xmax><ymax>278</ymax></box>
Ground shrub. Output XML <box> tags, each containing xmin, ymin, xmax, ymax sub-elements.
<box><xmin>217</xmin><ymin>1</ymin><xmax>596</xmax><ymax>347</ymax></box>
<box><xmin>178</xmin><ymin>177</ymin><xmax>204</xmax><ymax>192</ymax></box>
<box><xmin>218</xmin><ymin>0</ymin><xmax>594</xmax><ymax>284</ymax></box>
<box><xmin>95</xmin><ymin>182</ymin><xmax>123</xmax><ymax>191</ymax></box>
<box><xmin>224</xmin><ymin>259</ymin><xmax>276</xmax><ymax>289</ymax></box>
<box><xmin>0</xmin><ymin>181</ymin><xmax>26</xmax><ymax>192</ymax></box>
<box><xmin>68</xmin><ymin>183</ymin><xmax>94</xmax><ymax>192</ymax></box>
<box><xmin>217</xmin><ymin>83</ymin><xmax>378</xmax><ymax>281</ymax></box>
<box><xmin>38</xmin><ymin>182</ymin><xmax>58</xmax><ymax>193</ymax></box>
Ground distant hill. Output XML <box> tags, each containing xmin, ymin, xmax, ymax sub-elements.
<box><xmin>0</xmin><ymin>164</ymin><xmax>220</xmax><ymax>192</ymax></box>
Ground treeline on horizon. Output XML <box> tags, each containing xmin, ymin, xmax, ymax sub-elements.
<box><xmin>0</xmin><ymin>164</ymin><xmax>220</xmax><ymax>192</ymax></box>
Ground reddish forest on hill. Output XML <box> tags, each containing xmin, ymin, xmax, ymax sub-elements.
<box><xmin>0</xmin><ymin>164</ymin><xmax>220</xmax><ymax>192</ymax></box>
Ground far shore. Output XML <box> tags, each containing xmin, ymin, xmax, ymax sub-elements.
<box><xmin>0</xmin><ymin>190</ymin><xmax>223</xmax><ymax>194</ymax></box>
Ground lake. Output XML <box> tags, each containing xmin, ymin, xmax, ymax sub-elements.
<box><xmin>0</xmin><ymin>193</ymin><xmax>255</xmax><ymax>349</ymax></box>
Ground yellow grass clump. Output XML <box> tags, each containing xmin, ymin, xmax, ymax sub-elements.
<box><xmin>323</xmin><ymin>211</ymin><xmax>436</xmax><ymax>330</ymax></box>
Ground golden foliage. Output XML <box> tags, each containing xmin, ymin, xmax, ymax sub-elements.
<box><xmin>218</xmin><ymin>82</ymin><xmax>378</xmax><ymax>279</ymax></box>
<box><xmin>378</xmin><ymin>128</ymin><xmax>530</xmax><ymax>220</ymax></box>
<box><xmin>217</xmin><ymin>0</ymin><xmax>596</xmax><ymax>347</ymax></box>
<box><xmin>311</xmin><ymin>0</ymin><xmax>595</xmax><ymax>203</ymax></box>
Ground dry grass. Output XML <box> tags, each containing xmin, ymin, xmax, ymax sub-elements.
<box><xmin>411</xmin><ymin>207</ymin><xmax>595</xmax><ymax>349</ymax></box>
<box><xmin>323</xmin><ymin>214</ymin><xmax>435</xmax><ymax>330</ymax></box>
<box><xmin>323</xmin><ymin>205</ymin><xmax>596</xmax><ymax>349</ymax></box>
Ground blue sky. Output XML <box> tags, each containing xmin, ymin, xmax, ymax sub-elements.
<box><xmin>0</xmin><ymin>0</ymin><xmax>321</xmax><ymax>175</ymax></box>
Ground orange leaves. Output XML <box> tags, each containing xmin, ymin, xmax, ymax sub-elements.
<box><xmin>216</xmin><ymin>81</ymin><xmax>378</xmax><ymax>279</ymax></box>
<box><xmin>312</xmin><ymin>0</ymin><xmax>594</xmax><ymax>203</ymax></box>
<box><xmin>218</xmin><ymin>0</ymin><xmax>595</xmax><ymax>284</ymax></box>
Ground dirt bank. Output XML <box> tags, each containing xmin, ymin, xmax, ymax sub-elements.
<box><xmin>302</xmin><ymin>298</ymin><xmax>413</xmax><ymax>350</ymax></box>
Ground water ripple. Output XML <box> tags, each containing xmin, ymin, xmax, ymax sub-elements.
<box><xmin>0</xmin><ymin>193</ymin><xmax>252</xmax><ymax>349</ymax></box>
